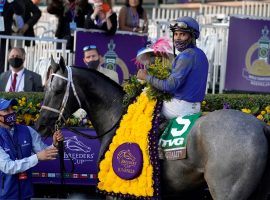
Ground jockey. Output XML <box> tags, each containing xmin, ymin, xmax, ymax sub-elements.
<box><xmin>137</xmin><ymin>16</ymin><xmax>209</xmax><ymax>119</ymax></box>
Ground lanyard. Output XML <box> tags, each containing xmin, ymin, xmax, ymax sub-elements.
<box><xmin>69</xmin><ymin>2</ymin><xmax>76</xmax><ymax>21</ymax></box>
<box><xmin>129</xmin><ymin>7</ymin><xmax>139</xmax><ymax>28</ymax></box>
<box><xmin>0</xmin><ymin>0</ymin><xmax>6</xmax><ymax>13</ymax></box>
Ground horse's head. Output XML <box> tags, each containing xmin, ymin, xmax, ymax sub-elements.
<box><xmin>35</xmin><ymin>56</ymin><xmax>81</xmax><ymax>136</ymax></box>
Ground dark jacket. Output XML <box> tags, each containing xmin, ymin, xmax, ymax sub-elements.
<box><xmin>23</xmin><ymin>0</ymin><xmax>41</xmax><ymax>45</ymax></box>
<box><xmin>0</xmin><ymin>125</ymin><xmax>33</xmax><ymax>199</ymax></box>
<box><xmin>0</xmin><ymin>68</ymin><xmax>43</xmax><ymax>92</ymax></box>
<box><xmin>0</xmin><ymin>0</ymin><xmax>25</xmax><ymax>73</ymax></box>
<box><xmin>84</xmin><ymin>12</ymin><xmax>117</xmax><ymax>35</ymax></box>
<box><xmin>47</xmin><ymin>0</ymin><xmax>93</xmax><ymax>50</ymax></box>
<box><xmin>0</xmin><ymin>0</ymin><xmax>25</xmax><ymax>35</ymax></box>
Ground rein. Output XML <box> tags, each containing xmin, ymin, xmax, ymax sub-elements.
<box><xmin>41</xmin><ymin>66</ymin><xmax>121</xmax><ymax>139</ymax></box>
<box><xmin>64</xmin><ymin>116</ymin><xmax>121</xmax><ymax>139</ymax></box>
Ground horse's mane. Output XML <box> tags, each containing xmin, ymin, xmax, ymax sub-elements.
<box><xmin>71</xmin><ymin>66</ymin><xmax>123</xmax><ymax>91</ymax></box>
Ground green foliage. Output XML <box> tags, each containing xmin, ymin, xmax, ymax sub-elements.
<box><xmin>202</xmin><ymin>94</ymin><xmax>270</xmax><ymax>124</ymax></box>
<box><xmin>0</xmin><ymin>92</ymin><xmax>92</xmax><ymax>127</ymax></box>
<box><xmin>146</xmin><ymin>57</ymin><xmax>172</xmax><ymax>101</ymax></box>
<box><xmin>1</xmin><ymin>92</ymin><xmax>270</xmax><ymax>125</ymax></box>
<box><xmin>122</xmin><ymin>76</ymin><xmax>144</xmax><ymax>107</ymax></box>
<box><xmin>202</xmin><ymin>94</ymin><xmax>270</xmax><ymax>112</ymax></box>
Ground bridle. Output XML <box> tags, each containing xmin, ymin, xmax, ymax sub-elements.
<box><xmin>40</xmin><ymin>66</ymin><xmax>121</xmax><ymax>139</ymax></box>
<box><xmin>41</xmin><ymin>66</ymin><xmax>81</xmax><ymax>129</ymax></box>
<box><xmin>40</xmin><ymin>66</ymin><xmax>82</xmax><ymax>185</ymax></box>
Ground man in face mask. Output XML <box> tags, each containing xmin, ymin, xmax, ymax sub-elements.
<box><xmin>83</xmin><ymin>45</ymin><xmax>119</xmax><ymax>83</ymax></box>
<box><xmin>137</xmin><ymin>17</ymin><xmax>209</xmax><ymax>119</ymax></box>
<box><xmin>0</xmin><ymin>98</ymin><xmax>64</xmax><ymax>199</ymax></box>
<box><xmin>0</xmin><ymin>47</ymin><xmax>43</xmax><ymax>92</ymax></box>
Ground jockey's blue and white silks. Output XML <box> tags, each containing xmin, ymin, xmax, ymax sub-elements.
<box><xmin>146</xmin><ymin>44</ymin><xmax>208</xmax><ymax>119</ymax></box>
<box><xmin>162</xmin><ymin>99</ymin><xmax>200</xmax><ymax>119</ymax></box>
<box><xmin>146</xmin><ymin>43</ymin><xmax>208</xmax><ymax>118</ymax></box>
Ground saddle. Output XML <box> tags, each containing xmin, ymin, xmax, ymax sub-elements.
<box><xmin>158</xmin><ymin>113</ymin><xmax>201</xmax><ymax>160</ymax></box>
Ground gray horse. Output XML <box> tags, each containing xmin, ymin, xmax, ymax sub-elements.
<box><xmin>35</xmin><ymin>60</ymin><xmax>270</xmax><ymax>200</ymax></box>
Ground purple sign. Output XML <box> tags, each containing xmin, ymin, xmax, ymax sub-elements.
<box><xmin>112</xmin><ymin>143</ymin><xmax>143</xmax><ymax>180</ymax></box>
<box><xmin>74</xmin><ymin>29</ymin><xmax>148</xmax><ymax>84</ymax></box>
<box><xmin>32</xmin><ymin>128</ymin><xmax>100</xmax><ymax>185</ymax></box>
<box><xmin>225</xmin><ymin>16</ymin><xmax>270</xmax><ymax>93</ymax></box>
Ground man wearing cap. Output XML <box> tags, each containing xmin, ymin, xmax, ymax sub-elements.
<box><xmin>0</xmin><ymin>98</ymin><xmax>64</xmax><ymax>199</ymax></box>
<box><xmin>137</xmin><ymin>16</ymin><xmax>209</xmax><ymax>119</ymax></box>
<box><xmin>83</xmin><ymin>45</ymin><xmax>119</xmax><ymax>84</ymax></box>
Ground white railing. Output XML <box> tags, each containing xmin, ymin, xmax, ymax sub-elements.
<box><xmin>242</xmin><ymin>1</ymin><xmax>270</xmax><ymax>18</ymax></box>
<box><xmin>0</xmin><ymin>35</ymin><xmax>73</xmax><ymax>85</ymax></box>
<box><xmin>199</xmin><ymin>1</ymin><xmax>270</xmax><ymax>24</ymax></box>
<box><xmin>198</xmin><ymin>24</ymin><xmax>229</xmax><ymax>94</ymax></box>
<box><xmin>151</xmin><ymin>7</ymin><xmax>197</xmax><ymax>21</ymax></box>
<box><xmin>199</xmin><ymin>4</ymin><xmax>242</xmax><ymax>16</ymax></box>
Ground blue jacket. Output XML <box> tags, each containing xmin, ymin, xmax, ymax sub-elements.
<box><xmin>0</xmin><ymin>125</ymin><xmax>33</xmax><ymax>200</ymax></box>
<box><xmin>146</xmin><ymin>44</ymin><xmax>209</xmax><ymax>102</ymax></box>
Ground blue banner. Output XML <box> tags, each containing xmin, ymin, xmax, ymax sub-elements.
<box><xmin>32</xmin><ymin>128</ymin><xmax>100</xmax><ymax>185</ymax></box>
<box><xmin>225</xmin><ymin>16</ymin><xmax>270</xmax><ymax>92</ymax></box>
<box><xmin>74</xmin><ymin>29</ymin><xmax>148</xmax><ymax>84</ymax></box>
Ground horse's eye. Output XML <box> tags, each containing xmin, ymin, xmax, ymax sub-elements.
<box><xmin>54</xmin><ymin>89</ymin><xmax>62</xmax><ymax>95</ymax></box>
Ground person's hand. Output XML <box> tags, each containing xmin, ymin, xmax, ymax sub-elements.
<box><xmin>52</xmin><ymin>130</ymin><xmax>64</xmax><ymax>147</ymax></box>
<box><xmin>93</xmin><ymin>3</ymin><xmax>102</xmax><ymax>16</ymax></box>
<box><xmin>37</xmin><ymin>147</ymin><xmax>58</xmax><ymax>161</ymax></box>
<box><xmin>0</xmin><ymin>120</ymin><xmax>10</xmax><ymax>129</ymax></box>
<box><xmin>105</xmin><ymin>9</ymin><xmax>112</xmax><ymax>19</ymax></box>
<box><xmin>18</xmin><ymin>24</ymin><xmax>29</xmax><ymax>34</ymax></box>
<box><xmin>137</xmin><ymin>69</ymin><xmax>148</xmax><ymax>80</ymax></box>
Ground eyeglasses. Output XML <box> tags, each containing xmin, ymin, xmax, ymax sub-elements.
<box><xmin>169</xmin><ymin>21</ymin><xmax>188</xmax><ymax>32</ymax></box>
<box><xmin>83</xmin><ymin>45</ymin><xmax>97</xmax><ymax>51</ymax></box>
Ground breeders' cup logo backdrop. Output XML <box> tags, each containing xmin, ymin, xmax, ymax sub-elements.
<box><xmin>225</xmin><ymin>16</ymin><xmax>270</xmax><ymax>92</ymax></box>
<box><xmin>32</xmin><ymin>128</ymin><xmax>100</xmax><ymax>185</ymax></box>
<box><xmin>64</xmin><ymin>136</ymin><xmax>95</xmax><ymax>165</ymax></box>
<box><xmin>74</xmin><ymin>29</ymin><xmax>147</xmax><ymax>84</ymax></box>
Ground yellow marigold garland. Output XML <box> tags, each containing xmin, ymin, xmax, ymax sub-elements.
<box><xmin>98</xmin><ymin>92</ymin><xmax>157</xmax><ymax>197</ymax></box>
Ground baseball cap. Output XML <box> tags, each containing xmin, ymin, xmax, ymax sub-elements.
<box><xmin>0</xmin><ymin>98</ymin><xmax>17</xmax><ymax>111</ymax></box>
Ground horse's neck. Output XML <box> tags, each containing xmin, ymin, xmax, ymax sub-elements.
<box><xmin>74</xmin><ymin>71</ymin><xmax>124</xmax><ymax>136</ymax></box>
<box><xmin>81</xmin><ymin>81</ymin><xmax>124</xmax><ymax>162</ymax></box>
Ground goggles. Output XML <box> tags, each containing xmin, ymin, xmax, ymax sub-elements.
<box><xmin>83</xmin><ymin>45</ymin><xmax>97</xmax><ymax>52</ymax></box>
<box><xmin>169</xmin><ymin>21</ymin><xmax>189</xmax><ymax>32</ymax></box>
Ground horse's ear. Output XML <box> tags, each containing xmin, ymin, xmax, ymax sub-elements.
<box><xmin>50</xmin><ymin>55</ymin><xmax>59</xmax><ymax>73</ymax></box>
<box><xmin>59</xmin><ymin>56</ymin><xmax>66</xmax><ymax>73</ymax></box>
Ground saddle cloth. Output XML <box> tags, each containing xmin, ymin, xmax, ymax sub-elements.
<box><xmin>159</xmin><ymin>112</ymin><xmax>201</xmax><ymax>160</ymax></box>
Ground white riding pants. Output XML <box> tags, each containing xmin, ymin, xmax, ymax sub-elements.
<box><xmin>162</xmin><ymin>98</ymin><xmax>201</xmax><ymax>120</ymax></box>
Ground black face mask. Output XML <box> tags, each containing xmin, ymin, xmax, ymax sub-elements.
<box><xmin>87</xmin><ymin>60</ymin><xmax>100</xmax><ymax>70</ymax></box>
<box><xmin>0</xmin><ymin>112</ymin><xmax>16</xmax><ymax>127</ymax></box>
<box><xmin>174</xmin><ymin>40</ymin><xmax>191</xmax><ymax>52</ymax></box>
<box><xmin>8</xmin><ymin>58</ymin><xmax>24</xmax><ymax>68</ymax></box>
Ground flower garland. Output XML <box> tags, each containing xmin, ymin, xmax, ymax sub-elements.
<box><xmin>97</xmin><ymin>92</ymin><xmax>161</xmax><ymax>199</ymax></box>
